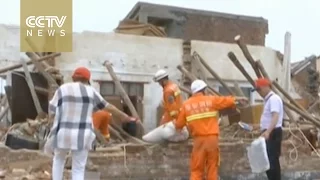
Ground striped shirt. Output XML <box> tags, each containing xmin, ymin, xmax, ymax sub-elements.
<box><xmin>49</xmin><ymin>82</ymin><xmax>108</xmax><ymax>150</ymax></box>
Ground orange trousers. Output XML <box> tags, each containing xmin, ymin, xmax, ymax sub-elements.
<box><xmin>190</xmin><ymin>135</ymin><xmax>220</xmax><ymax>180</ymax></box>
<box><xmin>92</xmin><ymin>111</ymin><xmax>111</xmax><ymax>139</ymax></box>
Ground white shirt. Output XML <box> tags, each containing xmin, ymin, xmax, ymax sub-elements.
<box><xmin>260</xmin><ymin>91</ymin><xmax>283</xmax><ymax>130</ymax></box>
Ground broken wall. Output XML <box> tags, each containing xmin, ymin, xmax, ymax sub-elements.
<box><xmin>129</xmin><ymin>3</ymin><xmax>268</xmax><ymax>46</ymax></box>
<box><xmin>0</xmin><ymin>24</ymin><xmax>282</xmax><ymax>132</ymax></box>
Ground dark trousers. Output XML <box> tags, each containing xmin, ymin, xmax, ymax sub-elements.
<box><xmin>265</xmin><ymin>127</ymin><xmax>282</xmax><ymax>180</ymax></box>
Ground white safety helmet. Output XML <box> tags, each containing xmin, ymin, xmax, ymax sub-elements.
<box><xmin>153</xmin><ymin>69</ymin><xmax>169</xmax><ymax>82</ymax></box>
<box><xmin>191</xmin><ymin>79</ymin><xmax>207</xmax><ymax>94</ymax></box>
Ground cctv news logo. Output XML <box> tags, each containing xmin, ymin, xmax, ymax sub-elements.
<box><xmin>25</xmin><ymin>16</ymin><xmax>67</xmax><ymax>37</ymax></box>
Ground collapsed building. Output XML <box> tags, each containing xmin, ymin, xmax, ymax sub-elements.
<box><xmin>291</xmin><ymin>55</ymin><xmax>320</xmax><ymax>106</ymax></box>
<box><xmin>0</xmin><ymin>28</ymin><xmax>281</xmax><ymax>131</ymax></box>
<box><xmin>0</xmin><ymin>2</ymin><xmax>319</xmax><ymax>179</ymax></box>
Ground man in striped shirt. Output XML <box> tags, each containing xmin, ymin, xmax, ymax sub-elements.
<box><xmin>49</xmin><ymin>67</ymin><xmax>137</xmax><ymax>180</ymax></box>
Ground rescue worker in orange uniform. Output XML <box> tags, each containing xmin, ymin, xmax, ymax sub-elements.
<box><xmin>154</xmin><ymin>69</ymin><xmax>183</xmax><ymax>125</ymax></box>
<box><xmin>92</xmin><ymin>110</ymin><xmax>112</xmax><ymax>140</ymax></box>
<box><xmin>175</xmin><ymin>80</ymin><xmax>248</xmax><ymax>180</ymax></box>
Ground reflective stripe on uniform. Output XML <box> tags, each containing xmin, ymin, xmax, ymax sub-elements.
<box><xmin>169</xmin><ymin>111</ymin><xmax>178</xmax><ymax>116</ymax></box>
<box><xmin>186</xmin><ymin>111</ymin><xmax>218</xmax><ymax>122</ymax></box>
<box><xmin>168</xmin><ymin>84</ymin><xmax>180</xmax><ymax>97</ymax></box>
<box><xmin>174</xmin><ymin>90</ymin><xmax>181</xmax><ymax>96</ymax></box>
<box><xmin>104</xmin><ymin>134</ymin><xmax>110</xmax><ymax>139</ymax></box>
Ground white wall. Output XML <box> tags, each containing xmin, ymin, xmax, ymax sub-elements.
<box><xmin>0</xmin><ymin>24</ymin><xmax>283</xmax><ymax>131</ymax></box>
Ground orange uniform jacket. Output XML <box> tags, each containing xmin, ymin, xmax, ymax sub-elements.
<box><xmin>160</xmin><ymin>81</ymin><xmax>183</xmax><ymax>125</ymax></box>
<box><xmin>92</xmin><ymin>110</ymin><xmax>112</xmax><ymax>139</ymax></box>
<box><xmin>175</xmin><ymin>93</ymin><xmax>236</xmax><ymax>137</ymax></box>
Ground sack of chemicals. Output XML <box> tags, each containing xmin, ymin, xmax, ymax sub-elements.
<box><xmin>246</xmin><ymin>137</ymin><xmax>270</xmax><ymax>173</ymax></box>
<box><xmin>142</xmin><ymin>121</ymin><xmax>189</xmax><ymax>143</ymax></box>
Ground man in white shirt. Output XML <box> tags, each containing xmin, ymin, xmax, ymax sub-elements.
<box><xmin>253</xmin><ymin>78</ymin><xmax>283</xmax><ymax>180</ymax></box>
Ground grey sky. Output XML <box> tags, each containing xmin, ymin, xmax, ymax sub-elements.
<box><xmin>1</xmin><ymin>0</ymin><xmax>319</xmax><ymax>62</ymax></box>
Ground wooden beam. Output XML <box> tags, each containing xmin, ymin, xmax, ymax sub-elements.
<box><xmin>177</xmin><ymin>65</ymin><xmax>221</xmax><ymax>96</ymax></box>
<box><xmin>285</xmin><ymin>102</ymin><xmax>320</xmax><ymax>128</ymax></box>
<box><xmin>25</xmin><ymin>37</ymin><xmax>52</xmax><ymax>70</ymax></box>
<box><xmin>0</xmin><ymin>53</ymin><xmax>61</xmax><ymax>74</ymax></box>
<box><xmin>35</xmin><ymin>86</ymin><xmax>49</xmax><ymax>95</ymax></box>
<box><xmin>308</xmin><ymin>100</ymin><xmax>320</xmax><ymax>112</ymax></box>
<box><xmin>234</xmin><ymin>35</ymin><xmax>262</xmax><ymax>78</ymax></box>
<box><xmin>25</xmin><ymin>52</ymin><xmax>59</xmax><ymax>100</ymax></box>
<box><xmin>104</xmin><ymin>61</ymin><xmax>145</xmax><ymax>138</ymax></box>
<box><xmin>0</xmin><ymin>104</ymin><xmax>9</xmax><ymax>122</ymax></box>
<box><xmin>233</xmin><ymin>81</ymin><xmax>246</xmax><ymax>97</ymax></box>
<box><xmin>178</xmin><ymin>85</ymin><xmax>192</xmax><ymax>95</ymax></box>
<box><xmin>194</xmin><ymin>51</ymin><xmax>236</xmax><ymax>96</ymax></box>
<box><xmin>227</xmin><ymin>52</ymin><xmax>255</xmax><ymax>86</ymax></box>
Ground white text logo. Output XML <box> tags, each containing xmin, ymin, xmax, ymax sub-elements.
<box><xmin>25</xmin><ymin>16</ymin><xmax>67</xmax><ymax>37</ymax></box>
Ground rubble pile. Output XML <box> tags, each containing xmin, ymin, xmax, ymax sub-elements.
<box><xmin>0</xmin><ymin>143</ymin><xmax>51</xmax><ymax>179</ymax></box>
<box><xmin>0</xmin><ymin>143</ymin><xmax>103</xmax><ymax>179</ymax></box>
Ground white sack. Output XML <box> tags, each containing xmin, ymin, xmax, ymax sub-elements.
<box><xmin>142</xmin><ymin>124</ymin><xmax>166</xmax><ymax>143</ymax></box>
<box><xmin>247</xmin><ymin>137</ymin><xmax>270</xmax><ymax>173</ymax></box>
<box><xmin>165</xmin><ymin>122</ymin><xmax>189</xmax><ymax>142</ymax></box>
<box><xmin>142</xmin><ymin>121</ymin><xmax>189</xmax><ymax>143</ymax></box>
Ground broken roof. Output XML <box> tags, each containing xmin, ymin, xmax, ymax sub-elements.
<box><xmin>291</xmin><ymin>55</ymin><xmax>320</xmax><ymax>76</ymax></box>
<box><xmin>125</xmin><ymin>1</ymin><xmax>268</xmax><ymax>24</ymax></box>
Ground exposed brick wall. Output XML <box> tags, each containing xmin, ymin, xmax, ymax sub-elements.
<box><xmin>91</xmin><ymin>129</ymin><xmax>316</xmax><ymax>179</ymax></box>
<box><xmin>92</xmin><ymin>142</ymin><xmax>251</xmax><ymax>179</ymax></box>
<box><xmin>0</xmin><ymin>128</ymin><xmax>317</xmax><ymax>179</ymax></box>
<box><xmin>181</xmin><ymin>14</ymin><xmax>268</xmax><ymax>46</ymax></box>
<box><xmin>128</xmin><ymin>3</ymin><xmax>268</xmax><ymax>45</ymax></box>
